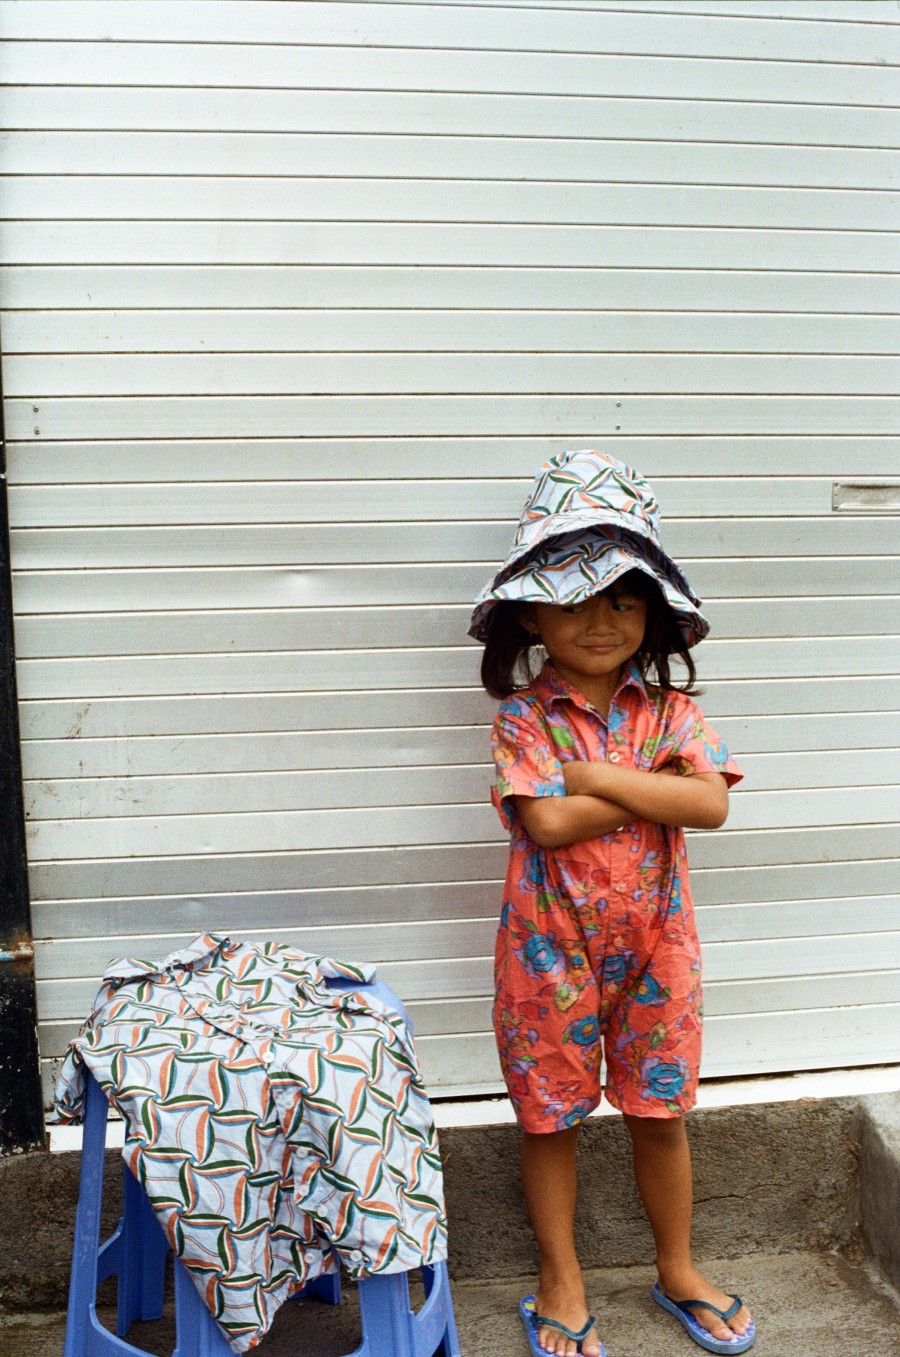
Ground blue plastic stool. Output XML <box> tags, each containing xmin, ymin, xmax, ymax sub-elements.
<box><xmin>63</xmin><ymin>978</ymin><xmax>461</xmax><ymax>1357</ymax></box>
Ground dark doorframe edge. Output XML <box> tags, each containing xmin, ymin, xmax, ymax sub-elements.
<box><xmin>0</xmin><ymin>393</ymin><xmax>45</xmax><ymax>1154</ymax></box>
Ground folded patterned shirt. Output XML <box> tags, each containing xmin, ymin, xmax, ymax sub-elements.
<box><xmin>55</xmin><ymin>933</ymin><xmax>448</xmax><ymax>1351</ymax></box>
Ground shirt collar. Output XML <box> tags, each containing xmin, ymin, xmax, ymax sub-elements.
<box><xmin>534</xmin><ymin>659</ymin><xmax>651</xmax><ymax>714</ymax></box>
<box><xmin>101</xmin><ymin>933</ymin><xmax>230</xmax><ymax>985</ymax></box>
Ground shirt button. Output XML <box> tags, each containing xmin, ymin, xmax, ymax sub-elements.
<box><xmin>615</xmin><ymin>882</ymin><xmax>628</xmax><ymax>892</ymax></box>
<box><xmin>608</xmin><ymin>752</ymin><xmax>621</xmax><ymax>763</ymax></box>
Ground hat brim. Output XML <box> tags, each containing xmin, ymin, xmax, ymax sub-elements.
<box><xmin>469</xmin><ymin>537</ymin><xmax>709</xmax><ymax>649</ymax></box>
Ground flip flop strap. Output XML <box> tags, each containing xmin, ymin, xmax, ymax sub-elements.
<box><xmin>675</xmin><ymin>1295</ymin><xmax>743</xmax><ymax>1323</ymax></box>
<box><xmin>532</xmin><ymin>1311</ymin><xmax>598</xmax><ymax>1343</ymax></box>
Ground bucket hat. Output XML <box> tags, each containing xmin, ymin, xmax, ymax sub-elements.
<box><xmin>469</xmin><ymin>450</ymin><xmax>709</xmax><ymax>648</ymax></box>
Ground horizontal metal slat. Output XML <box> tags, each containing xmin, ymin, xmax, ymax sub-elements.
<box><xmin>11</xmin><ymin>598</ymin><xmax>896</xmax><ymax>660</ymax></box>
<box><xmin>31</xmin><ymin>924</ymin><xmax>900</xmax><ymax>985</ymax></box>
<box><xmin>28</xmin><ymin>866</ymin><xmax>900</xmax><ymax>945</ymax></box>
<box><xmin>3</xmin><ymin>39</ymin><xmax>898</xmax><ymax>105</ymax></box>
<box><xmin>4</xmin><ymin>223</ymin><xmax>896</xmax><ymax>270</ymax></box>
<box><xmin>22</xmin><ymin>786</ymin><xmax>900</xmax><ymax>860</ymax></box>
<box><xmin>3</xmin><ymin>480</ymin><xmax>879</xmax><ymax>526</ymax></box>
<box><xmin>5</xmin><ymin>267</ymin><xmax>898</xmax><ymax>313</ymax></box>
<box><xmin>10</xmin><ymin>395</ymin><xmax>899</xmax><ymax>441</ymax></box>
<box><xmin>4</xmin><ymin>134</ymin><xmax>898</xmax><ymax>190</ymax></box>
<box><xmin>25</xmin><ymin>823</ymin><xmax>900</xmax><ymax>902</ymax></box>
<box><xmin>7</xmin><ymin>436</ymin><xmax>900</xmax><ymax>482</ymax></box>
<box><xmin>9</xmin><ymin>351</ymin><xmax>899</xmax><ymax>396</ymax></box>
<box><xmin>6</xmin><ymin>178</ymin><xmax>896</xmax><ymax>233</ymax></box>
<box><xmin>20</xmin><ymin>711</ymin><xmax>900</xmax><ymax>779</ymax></box>
<box><xmin>18</xmin><ymin>676</ymin><xmax>900</xmax><ymax>741</ymax></box>
<box><xmin>23</xmin><ymin>750</ymin><xmax>900</xmax><ymax>820</ymax></box>
<box><xmin>8</xmin><ymin>310</ymin><xmax>899</xmax><ymax>356</ymax></box>
<box><xmin>11</xmin><ymin>518</ymin><xmax>900</xmax><ymax>569</ymax></box>
<box><xmin>1</xmin><ymin>86</ymin><xmax>895</xmax><ymax>147</ymax></box>
<box><xmin>15</xmin><ymin>636</ymin><xmax>900</xmax><ymax>700</ymax></box>
<box><xmin>6</xmin><ymin>2</ymin><xmax>899</xmax><ymax>63</ymax></box>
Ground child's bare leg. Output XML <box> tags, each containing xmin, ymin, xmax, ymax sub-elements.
<box><xmin>624</xmin><ymin>1114</ymin><xmax>752</xmax><ymax>1340</ymax></box>
<box><xmin>521</xmin><ymin>1128</ymin><xmax>602</xmax><ymax>1357</ymax></box>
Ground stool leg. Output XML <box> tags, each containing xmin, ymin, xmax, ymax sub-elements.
<box><xmin>422</xmin><ymin>1263</ymin><xmax>462</xmax><ymax>1357</ymax></box>
<box><xmin>171</xmin><ymin>1258</ymin><xmax>237</xmax><ymax>1357</ymax></box>
<box><xmin>298</xmin><ymin>1268</ymin><xmax>342</xmax><ymax>1305</ymax></box>
<box><xmin>352</xmin><ymin>1264</ymin><xmax>462</xmax><ymax>1357</ymax></box>
<box><xmin>64</xmin><ymin>1071</ymin><xmax>110</xmax><ymax>1357</ymax></box>
<box><xmin>354</xmin><ymin>1272</ymin><xmax>416</xmax><ymax>1357</ymax></box>
<box><xmin>115</xmin><ymin>1166</ymin><xmax>169</xmax><ymax>1334</ymax></box>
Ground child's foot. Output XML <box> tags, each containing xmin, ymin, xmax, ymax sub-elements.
<box><xmin>656</xmin><ymin>1265</ymin><xmax>752</xmax><ymax>1343</ymax></box>
<box><xmin>533</xmin><ymin>1280</ymin><xmax>603</xmax><ymax>1356</ymax></box>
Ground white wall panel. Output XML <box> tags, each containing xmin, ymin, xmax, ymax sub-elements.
<box><xmin>13</xmin><ymin>637</ymin><xmax>900</xmax><ymax>702</ymax></box>
<box><xmin>2</xmin><ymin>0</ymin><xmax>897</xmax><ymax>1102</ymax></box>
<box><xmin>2</xmin><ymin>40</ymin><xmax>897</xmax><ymax>104</ymax></box>
<box><xmin>9</xmin><ymin>353</ymin><xmax>900</xmax><ymax>396</ymax></box>
<box><xmin>6</xmin><ymin>134</ymin><xmax>898</xmax><ymax>188</ymax></box>
<box><xmin>12</xmin><ymin>597</ymin><xmax>895</xmax><ymax>661</ymax></box>
<box><xmin>4</xmin><ymin>223</ymin><xmax>895</xmax><ymax>270</ymax></box>
<box><xmin>5</xmin><ymin>269</ymin><xmax>898</xmax><ymax>312</ymax></box>
<box><xmin>4</xmin><ymin>87</ymin><xmax>896</xmax><ymax>147</ymax></box>
<box><xmin>9</xmin><ymin>395</ymin><xmax>897</xmax><ymax>442</ymax></box>
<box><xmin>6</xmin><ymin>2</ymin><xmax>899</xmax><ymax>64</ymax></box>
<box><xmin>20</xmin><ymin>712</ymin><xmax>900</xmax><ymax>780</ymax></box>
<box><xmin>6</xmin><ymin>436</ymin><xmax>900</xmax><ymax>480</ymax></box>
<box><xmin>8</xmin><ymin>519</ymin><xmax>900</xmax><ymax>570</ymax></box>
<box><xmin>6</xmin><ymin>310</ymin><xmax>900</xmax><ymax>356</ymax></box>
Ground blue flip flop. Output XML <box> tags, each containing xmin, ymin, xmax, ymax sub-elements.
<box><xmin>652</xmin><ymin>1282</ymin><xmax>756</xmax><ymax>1354</ymax></box>
<box><xmin>519</xmin><ymin>1295</ymin><xmax>606</xmax><ymax>1356</ymax></box>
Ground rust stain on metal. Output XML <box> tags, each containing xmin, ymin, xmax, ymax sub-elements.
<box><xmin>0</xmin><ymin>928</ymin><xmax>34</xmax><ymax>972</ymax></box>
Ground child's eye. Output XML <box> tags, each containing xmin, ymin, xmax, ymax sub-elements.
<box><xmin>611</xmin><ymin>601</ymin><xmax>634</xmax><ymax>612</ymax></box>
<box><xmin>562</xmin><ymin>603</ymin><xmax>586</xmax><ymax>614</ymax></box>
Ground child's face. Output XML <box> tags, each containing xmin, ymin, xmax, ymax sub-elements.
<box><xmin>524</xmin><ymin>584</ymin><xmax>647</xmax><ymax>695</ymax></box>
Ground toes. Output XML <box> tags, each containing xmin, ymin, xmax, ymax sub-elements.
<box><xmin>693</xmin><ymin>1309</ymin><xmax>733</xmax><ymax>1342</ymax></box>
<box><xmin>729</xmin><ymin>1305</ymin><xmax>752</xmax><ymax>1336</ymax></box>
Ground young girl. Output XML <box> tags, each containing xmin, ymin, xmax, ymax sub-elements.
<box><xmin>470</xmin><ymin>452</ymin><xmax>755</xmax><ymax>1357</ymax></box>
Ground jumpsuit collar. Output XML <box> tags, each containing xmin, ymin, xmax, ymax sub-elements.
<box><xmin>534</xmin><ymin>658</ymin><xmax>652</xmax><ymax>717</ymax></box>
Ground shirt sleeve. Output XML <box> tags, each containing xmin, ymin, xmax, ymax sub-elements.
<box><xmin>658</xmin><ymin>692</ymin><xmax>743</xmax><ymax>788</ymax></box>
<box><xmin>491</xmin><ymin>697</ymin><xmax>565</xmax><ymax>832</ymax></box>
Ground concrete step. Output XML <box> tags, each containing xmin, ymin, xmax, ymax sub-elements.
<box><xmin>0</xmin><ymin>1250</ymin><xmax>897</xmax><ymax>1357</ymax></box>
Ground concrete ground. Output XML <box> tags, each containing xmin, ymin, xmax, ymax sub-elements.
<box><xmin>1</xmin><ymin>1249</ymin><xmax>897</xmax><ymax>1357</ymax></box>
<box><xmin>2</xmin><ymin>1088</ymin><xmax>898</xmax><ymax>1356</ymax></box>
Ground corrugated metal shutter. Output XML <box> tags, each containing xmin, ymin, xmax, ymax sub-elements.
<box><xmin>1</xmin><ymin>0</ymin><xmax>897</xmax><ymax>1104</ymax></box>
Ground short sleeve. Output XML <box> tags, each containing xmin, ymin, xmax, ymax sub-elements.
<box><xmin>491</xmin><ymin>697</ymin><xmax>565</xmax><ymax>832</ymax></box>
<box><xmin>658</xmin><ymin>692</ymin><xmax>743</xmax><ymax>788</ymax></box>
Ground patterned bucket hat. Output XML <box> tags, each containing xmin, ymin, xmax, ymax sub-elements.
<box><xmin>469</xmin><ymin>450</ymin><xmax>709</xmax><ymax>649</ymax></box>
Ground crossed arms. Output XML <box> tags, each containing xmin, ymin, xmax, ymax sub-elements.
<box><xmin>513</xmin><ymin>760</ymin><xmax>730</xmax><ymax>849</ymax></box>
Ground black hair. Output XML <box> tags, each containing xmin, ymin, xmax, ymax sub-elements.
<box><xmin>479</xmin><ymin>569</ymin><xmax>698</xmax><ymax>700</ymax></box>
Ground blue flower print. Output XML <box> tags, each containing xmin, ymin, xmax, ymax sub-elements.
<box><xmin>563</xmin><ymin>1014</ymin><xmax>600</xmax><ymax>1047</ymax></box>
<box><xmin>633</xmin><ymin>973</ymin><xmax>668</xmax><ymax>1006</ymax></box>
<box><xmin>517</xmin><ymin>848</ymin><xmax>547</xmax><ymax>897</ymax></box>
<box><xmin>500</xmin><ymin>902</ymin><xmax>512</xmax><ymax>927</ymax></box>
<box><xmin>667</xmin><ymin>876</ymin><xmax>683</xmax><ymax>916</ymax></box>
<box><xmin>643</xmin><ymin>1058</ymin><xmax>686</xmax><ymax>1101</ymax></box>
<box><xmin>602</xmin><ymin>952</ymin><xmax>635</xmax><ymax>986</ymax></box>
<box><xmin>557</xmin><ymin>1102</ymin><xmax>592</xmax><ymax>1130</ymax></box>
<box><xmin>608</xmin><ymin>704</ymin><xmax>628</xmax><ymax>735</ymax></box>
<box><xmin>522</xmin><ymin>934</ymin><xmax>560</xmax><ymax>974</ymax></box>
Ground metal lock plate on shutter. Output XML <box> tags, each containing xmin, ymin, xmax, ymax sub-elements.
<box><xmin>831</xmin><ymin>480</ymin><xmax>900</xmax><ymax>512</ymax></box>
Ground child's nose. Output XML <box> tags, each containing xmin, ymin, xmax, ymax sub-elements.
<box><xmin>583</xmin><ymin>595</ymin><xmax>615</xmax><ymax>626</ymax></box>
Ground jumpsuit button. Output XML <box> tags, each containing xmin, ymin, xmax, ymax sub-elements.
<box><xmin>608</xmin><ymin>751</ymin><xmax>621</xmax><ymax>763</ymax></box>
<box><xmin>615</xmin><ymin>882</ymin><xmax>628</xmax><ymax>892</ymax></box>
